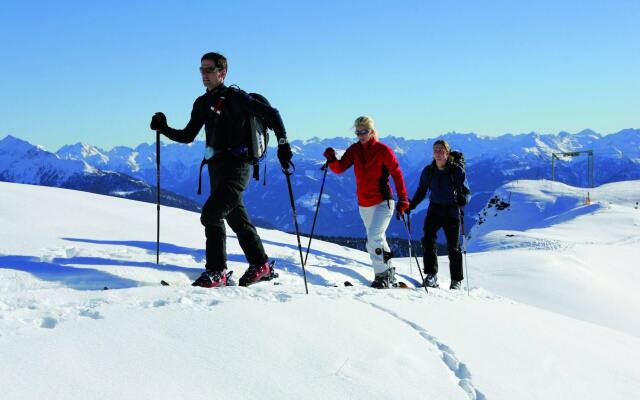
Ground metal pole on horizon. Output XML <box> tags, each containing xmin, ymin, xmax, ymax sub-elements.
<box><xmin>156</xmin><ymin>131</ymin><xmax>160</xmax><ymax>265</ymax></box>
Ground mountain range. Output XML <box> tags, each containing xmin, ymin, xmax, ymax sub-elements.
<box><xmin>1</xmin><ymin>128</ymin><xmax>638</xmax><ymax>238</ymax></box>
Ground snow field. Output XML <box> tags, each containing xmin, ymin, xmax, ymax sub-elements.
<box><xmin>1</xmin><ymin>181</ymin><xmax>639</xmax><ymax>399</ymax></box>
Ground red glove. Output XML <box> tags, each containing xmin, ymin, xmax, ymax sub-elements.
<box><xmin>396</xmin><ymin>197</ymin><xmax>410</xmax><ymax>216</ymax></box>
<box><xmin>323</xmin><ymin>147</ymin><xmax>337</xmax><ymax>163</ymax></box>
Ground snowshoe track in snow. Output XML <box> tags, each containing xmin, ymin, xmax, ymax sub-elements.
<box><xmin>359</xmin><ymin>300</ymin><xmax>487</xmax><ymax>400</ymax></box>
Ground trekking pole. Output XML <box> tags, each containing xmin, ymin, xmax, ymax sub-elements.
<box><xmin>400</xmin><ymin>213</ymin><xmax>428</xmax><ymax>294</ymax></box>
<box><xmin>460</xmin><ymin>209</ymin><xmax>470</xmax><ymax>296</ymax></box>
<box><xmin>283</xmin><ymin>163</ymin><xmax>309</xmax><ymax>294</ymax></box>
<box><xmin>303</xmin><ymin>162</ymin><xmax>328</xmax><ymax>267</ymax></box>
<box><xmin>407</xmin><ymin>213</ymin><xmax>412</xmax><ymax>274</ymax></box>
<box><xmin>155</xmin><ymin>131</ymin><xmax>161</xmax><ymax>265</ymax></box>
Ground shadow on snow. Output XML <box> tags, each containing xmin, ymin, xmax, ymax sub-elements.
<box><xmin>62</xmin><ymin>237</ymin><xmax>365</xmax><ymax>287</ymax></box>
<box><xmin>0</xmin><ymin>236</ymin><xmax>379</xmax><ymax>290</ymax></box>
<box><xmin>0</xmin><ymin>255</ymin><xmax>140</xmax><ymax>290</ymax></box>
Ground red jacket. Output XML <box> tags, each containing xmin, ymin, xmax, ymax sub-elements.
<box><xmin>328</xmin><ymin>137</ymin><xmax>408</xmax><ymax>207</ymax></box>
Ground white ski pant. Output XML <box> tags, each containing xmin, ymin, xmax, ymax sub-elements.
<box><xmin>358</xmin><ymin>200</ymin><xmax>395</xmax><ymax>274</ymax></box>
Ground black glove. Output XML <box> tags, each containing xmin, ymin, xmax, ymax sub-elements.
<box><xmin>150</xmin><ymin>112</ymin><xmax>168</xmax><ymax>132</ymax></box>
<box><xmin>277</xmin><ymin>142</ymin><xmax>293</xmax><ymax>170</ymax></box>
<box><xmin>406</xmin><ymin>200</ymin><xmax>416</xmax><ymax>215</ymax></box>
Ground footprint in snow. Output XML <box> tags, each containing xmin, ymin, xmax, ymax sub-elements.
<box><xmin>40</xmin><ymin>317</ymin><xmax>58</xmax><ymax>329</ymax></box>
<box><xmin>152</xmin><ymin>299</ymin><xmax>170</xmax><ymax>308</ymax></box>
<box><xmin>275</xmin><ymin>292</ymin><xmax>293</xmax><ymax>303</ymax></box>
<box><xmin>79</xmin><ymin>309</ymin><xmax>104</xmax><ymax>320</ymax></box>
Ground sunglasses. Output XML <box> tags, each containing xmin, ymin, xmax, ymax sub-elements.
<box><xmin>355</xmin><ymin>129</ymin><xmax>371</xmax><ymax>136</ymax></box>
<box><xmin>199</xmin><ymin>66</ymin><xmax>220</xmax><ymax>74</ymax></box>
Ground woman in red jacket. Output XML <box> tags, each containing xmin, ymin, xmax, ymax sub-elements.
<box><xmin>323</xmin><ymin>116</ymin><xmax>410</xmax><ymax>288</ymax></box>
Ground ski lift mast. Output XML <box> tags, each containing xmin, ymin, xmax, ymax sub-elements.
<box><xmin>551</xmin><ymin>150</ymin><xmax>594</xmax><ymax>187</ymax></box>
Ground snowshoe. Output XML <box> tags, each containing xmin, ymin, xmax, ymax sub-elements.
<box><xmin>192</xmin><ymin>269</ymin><xmax>233</xmax><ymax>288</ymax></box>
<box><xmin>450</xmin><ymin>280</ymin><xmax>463</xmax><ymax>290</ymax></box>
<box><xmin>370</xmin><ymin>267</ymin><xmax>397</xmax><ymax>289</ymax></box>
<box><xmin>344</xmin><ymin>280</ymin><xmax>409</xmax><ymax>289</ymax></box>
<box><xmin>239</xmin><ymin>260</ymin><xmax>278</xmax><ymax>287</ymax></box>
<box><xmin>424</xmin><ymin>273</ymin><xmax>439</xmax><ymax>288</ymax></box>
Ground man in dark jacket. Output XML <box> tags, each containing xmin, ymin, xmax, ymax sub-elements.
<box><xmin>409</xmin><ymin>140</ymin><xmax>470</xmax><ymax>290</ymax></box>
<box><xmin>150</xmin><ymin>52</ymin><xmax>293</xmax><ymax>288</ymax></box>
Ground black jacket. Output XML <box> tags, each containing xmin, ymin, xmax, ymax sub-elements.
<box><xmin>410</xmin><ymin>162</ymin><xmax>470</xmax><ymax>211</ymax></box>
<box><xmin>162</xmin><ymin>85</ymin><xmax>287</xmax><ymax>154</ymax></box>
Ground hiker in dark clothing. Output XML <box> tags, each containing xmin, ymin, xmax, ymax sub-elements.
<box><xmin>150</xmin><ymin>52</ymin><xmax>293</xmax><ymax>287</ymax></box>
<box><xmin>408</xmin><ymin>139</ymin><xmax>470</xmax><ymax>290</ymax></box>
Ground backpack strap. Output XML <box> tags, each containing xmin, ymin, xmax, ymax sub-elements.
<box><xmin>201</xmin><ymin>85</ymin><xmax>229</xmax><ymax>149</ymax></box>
<box><xmin>197</xmin><ymin>87</ymin><xmax>229</xmax><ymax>195</ymax></box>
<box><xmin>205</xmin><ymin>92</ymin><xmax>226</xmax><ymax>147</ymax></box>
<box><xmin>197</xmin><ymin>158</ymin><xmax>208</xmax><ymax>195</ymax></box>
<box><xmin>447</xmin><ymin>163</ymin><xmax>456</xmax><ymax>186</ymax></box>
<box><xmin>447</xmin><ymin>162</ymin><xmax>470</xmax><ymax>206</ymax></box>
<box><xmin>425</xmin><ymin>163</ymin><xmax>434</xmax><ymax>190</ymax></box>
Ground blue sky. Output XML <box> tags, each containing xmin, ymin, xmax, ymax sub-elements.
<box><xmin>1</xmin><ymin>0</ymin><xmax>638</xmax><ymax>150</ymax></box>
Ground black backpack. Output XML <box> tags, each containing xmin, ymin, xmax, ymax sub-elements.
<box><xmin>247</xmin><ymin>93</ymin><xmax>270</xmax><ymax>181</ymax></box>
<box><xmin>448</xmin><ymin>150</ymin><xmax>470</xmax><ymax>205</ymax></box>
<box><xmin>449</xmin><ymin>150</ymin><xmax>466</xmax><ymax>173</ymax></box>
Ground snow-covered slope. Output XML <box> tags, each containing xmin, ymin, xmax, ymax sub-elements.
<box><xmin>467</xmin><ymin>179</ymin><xmax>640</xmax><ymax>336</ymax></box>
<box><xmin>0</xmin><ymin>181</ymin><xmax>638</xmax><ymax>400</ymax></box>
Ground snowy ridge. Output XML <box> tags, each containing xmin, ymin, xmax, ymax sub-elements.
<box><xmin>466</xmin><ymin>179</ymin><xmax>640</xmax><ymax>337</ymax></box>
<box><xmin>0</xmin><ymin>135</ymin><xmax>202</xmax><ymax>212</ymax></box>
<box><xmin>468</xmin><ymin>179</ymin><xmax>640</xmax><ymax>251</ymax></box>
<box><xmin>0</xmin><ymin>181</ymin><xmax>639</xmax><ymax>399</ymax></box>
<box><xmin>57</xmin><ymin>142</ymin><xmax>110</xmax><ymax>166</ymax></box>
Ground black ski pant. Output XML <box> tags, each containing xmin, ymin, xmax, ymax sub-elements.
<box><xmin>200</xmin><ymin>157</ymin><xmax>268</xmax><ymax>272</ymax></box>
<box><xmin>421</xmin><ymin>205</ymin><xmax>463</xmax><ymax>281</ymax></box>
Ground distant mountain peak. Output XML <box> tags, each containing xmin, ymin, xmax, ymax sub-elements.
<box><xmin>57</xmin><ymin>142</ymin><xmax>109</xmax><ymax>165</ymax></box>
<box><xmin>1</xmin><ymin>134</ymin><xmax>33</xmax><ymax>146</ymax></box>
<box><xmin>300</xmin><ymin>137</ymin><xmax>323</xmax><ymax>145</ymax></box>
<box><xmin>0</xmin><ymin>134</ymin><xmax>39</xmax><ymax>153</ymax></box>
<box><xmin>575</xmin><ymin>129</ymin><xmax>601</xmax><ymax>138</ymax></box>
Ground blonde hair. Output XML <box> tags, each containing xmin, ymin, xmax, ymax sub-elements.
<box><xmin>354</xmin><ymin>115</ymin><xmax>378</xmax><ymax>139</ymax></box>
